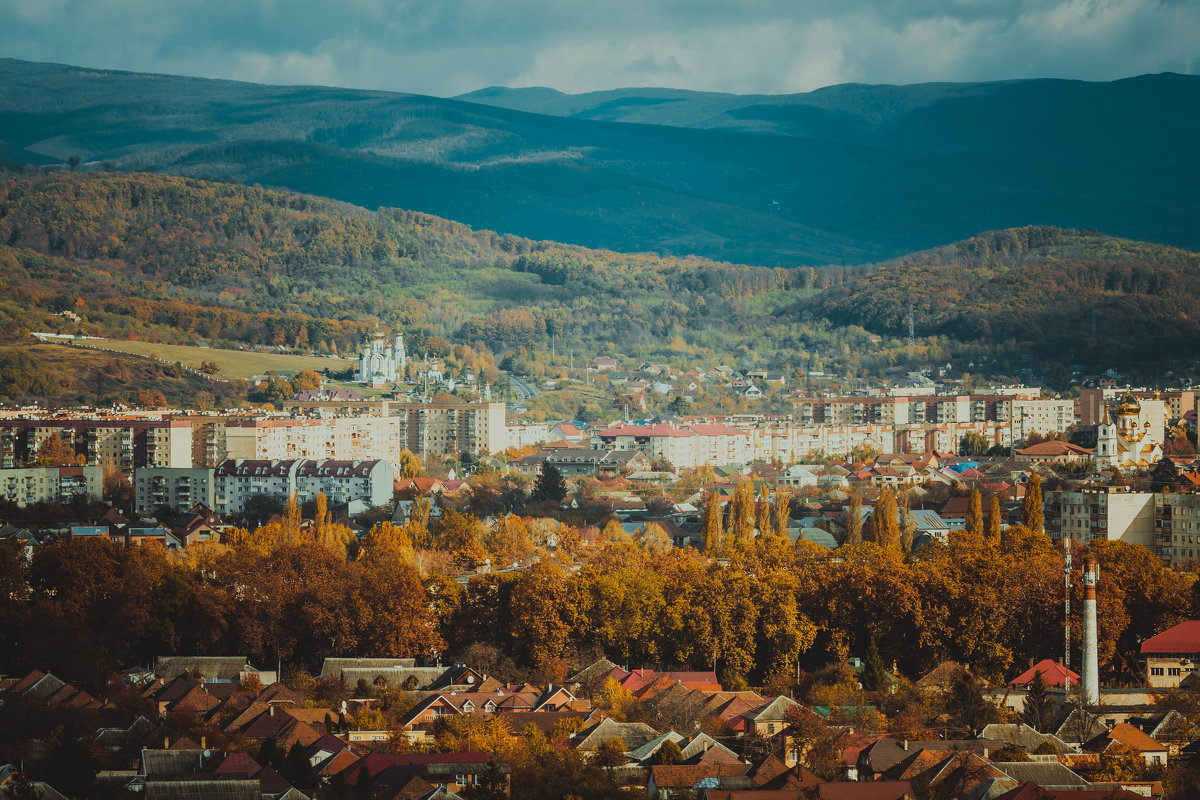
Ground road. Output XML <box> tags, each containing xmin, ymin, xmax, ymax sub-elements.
<box><xmin>507</xmin><ymin>373</ymin><xmax>538</xmax><ymax>406</ymax></box>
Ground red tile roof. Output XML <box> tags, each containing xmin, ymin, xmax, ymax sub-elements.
<box><xmin>1141</xmin><ymin>620</ymin><xmax>1200</xmax><ymax>654</ymax></box>
<box><xmin>1010</xmin><ymin>659</ymin><xmax>1079</xmax><ymax>688</ymax></box>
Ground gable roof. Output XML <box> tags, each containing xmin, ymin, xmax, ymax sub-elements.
<box><xmin>1010</xmin><ymin>659</ymin><xmax>1079</xmax><ymax>688</ymax></box>
<box><xmin>743</xmin><ymin>696</ymin><xmax>800</xmax><ymax>723</ymax></box>
<box><xmin>1085</xmin><ymin>722</ymin><xmax>1167</xmax><ymax>754</ymax></box>
<box><xmin>1140</xmin><ymin>620</ymin><xmax>1200</xmax><ymax>654</ymax></box>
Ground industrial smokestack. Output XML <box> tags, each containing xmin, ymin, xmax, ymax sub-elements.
<box><xmin>1082</xmin><ymin>557</ymin><xmax>1100</xmax><ymax>706</ymax></box>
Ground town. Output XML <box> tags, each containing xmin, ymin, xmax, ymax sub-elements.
<box><xmin>2</xmin><ymin>344</ymin><xmax>1199</xmax><ymax>800</ymax></box>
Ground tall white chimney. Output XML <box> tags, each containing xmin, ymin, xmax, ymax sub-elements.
<box><xmin>1082</xmin><ymin>557</ymin><xmax>1100</xmax><ymax>705</ymax></box>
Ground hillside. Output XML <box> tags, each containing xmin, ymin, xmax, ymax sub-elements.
<box><xmin>796</xmin><ymin>227</ymin><xmax>1200</xmax><ymax>376</ymax></box>
<box><xmin>0</xmin><ymin>340</ymin><xmax>249</xmax><ymax>408</ymax></box>
<box><xmin>2</xmin><ymin>59</ymin><xmax>1199</xmax><ymax>265</ymax></box>
<box><xmin>1</xmin><ymin>171</ymin><xmax>1198</xmax><ymax>388</ymax></box>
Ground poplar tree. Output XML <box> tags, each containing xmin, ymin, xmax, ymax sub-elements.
<box><xmin>701</xmin><ymin>492</ymin><xmax>725</xmax><ymax>556</ymax></box>
<box><xmin>845</xmin><ymin>494</ymin><xmax>863</xmax><ymax>546</ymax></box>
<box><xmin>755</xmin><ymin>484</ymin><xmax>772</xmax><ymax>536</ymax></box>
<box><xmin>772</xmin><ymin>489</ymin><xmax>791</xmax><ymax>537</ymax></box>
<box><xmin>987</xmin><ymin>494</ymin><xmax>1003</xmax><ymax>546</ymax></box>
<box><xmin>966</xmin><ymin>489</ymin><xmax>984</xmax><ymax>538</ymax></box>
<box><xmin>1023</xmin><ymin>472</ymin><xmax>1044</xmax><ymax>533</ymax></box>
<box><xmin>727</xmin><ymin>480</ymin><xmax>757</xmax><ymax>546</ymax></box>
<box><xmin>868</xmin><ymin>487</ymin><xmax>900</xmax><ymax>549</ymax></box>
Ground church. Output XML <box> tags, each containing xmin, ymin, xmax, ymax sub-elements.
<box><xmin>357</xmin><ymin>333</ymin><xmax>406</xmax><ymax>387</ymax></box>
<box><xmin>1095</xmin><ymin>393</ymin><xmax>1164</xmax><ymax>469</ymax></box>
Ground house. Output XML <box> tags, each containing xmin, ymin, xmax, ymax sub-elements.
<box><xmin>155</xmin><ymin>656</ymin><xmax>275</xmax><ymax>685</ymax></box>
<box><xmin>571</xmin><ymin>718</ymin><xmax>661</xmax><ymax>755</ymax></box>
<box><xmin>1084</xmin><ymin>722</ymin><xmax>1169</xmax><ymax>767</ymax></box>
<box><xmin>778</xmin><ymin>465</ymin><xmax>819</xmax><ymax>489</ymax></box>
<box><xmin>1014</xmin><ymin>440</ymin><xmax>1095</xmax><ymax>465</ymax></box>
<box><xmin>1010</xmin><ymin>659</ymin><xmax>1080</xmax><ymax>689</ymax></box>
<box><xmin>1140</xmin><ymin>620</ymin><xmax>1200</xmax><ymax>688</ymax></box>
<box><xmin>647</xmin><ymin>764</ymin><xmax>749</xmax><ymax>799</ymax></box>
<box><xmin>594</xmin><ymin>356</ymin><xmax>618</xmax><ymax>372</ymax></box>
<box><xmin>741</xmin><ymin>696</ymin><xmax>800</xmax><ymax>739</ymax></box>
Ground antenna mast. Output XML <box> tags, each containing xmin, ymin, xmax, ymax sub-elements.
<box><xmin>1064</xmin><ymin>542</ymin><xmax>1072</xmax><ymax>691</ymax></box>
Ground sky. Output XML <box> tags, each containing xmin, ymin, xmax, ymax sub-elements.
<box><xmin>1</xmin><ymin>0</ymin><xmax>1198</xmax><ymax>97</ymax></box>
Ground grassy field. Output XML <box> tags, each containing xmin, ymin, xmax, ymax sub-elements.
<box><xmin>80</xmin><ymin>339</ymin><xmax>353</xmax><ymax>379</ymax></box>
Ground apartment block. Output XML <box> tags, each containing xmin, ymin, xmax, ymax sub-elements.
<box><xmin>1044</xmin><ymin>488</ymin><xmax>1155</xmax><ymax>550</ymax></box>
<box><xmin>134</xmin><ymin>467</ymin><xmax>215</xmax><ymax>514</ymax></box>
<box><xmin>278</xmin><ymin>399</ymin><xmax>507</xmax><ymax>458</ymax></box>
<box><xmin>1081</xmin><ymin>388</ymin><xmax>1191</xmax><ymax>426</ymax></box>
<box><xmin>0</xmin><ymin>466</ymin><xmax>103</xmax><ymax>507</ymax></box>
<box><xmin>214</xmin><ymin>458</ymin><xmax>392</xmax><ymax>515</ymax></box>
<box><xmin>0</xmin><ymin>418</ymin><xmax>192</xmax><ymax>469</ymax></box>
<box><xmin>1154</xmin><ymin>493</ymin><xmax>1200</xmax><ymax>565</ymax></box>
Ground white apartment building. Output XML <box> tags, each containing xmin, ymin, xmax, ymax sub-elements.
<box><xmin>295</xmin><ymin>459</ymin><xmax>392</xmax><ymax>514</ymax></box>
<box><xmin>1005</xmin><ymin>399</ymin><xmax>1077</xmax><ymax>443</ymax></box>
<box><xmin>214</xmin><ymin>458</ymin><xmax>392</xmax><ymax>515</ymax></box>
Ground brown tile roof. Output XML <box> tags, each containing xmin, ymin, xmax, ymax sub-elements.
<box><xmin>650</xmin><ymin>763</ymin><xmax>747</xmax><ymax>789</ymax></box>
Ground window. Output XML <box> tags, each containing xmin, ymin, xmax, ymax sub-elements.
<box><xmin>1152</xmin><ymin>668</ymin><xmax>1164</xmax><ymax>676</ymax></box>
<box><xmin>1169</xmin><ymin>668</ymin><xmax>1181</xmax><ymax>676</ymax></box>
<box><xmin>767</xmin><ymin>723</ymin><xmax>775</xmax><ymax>734</ymax></box>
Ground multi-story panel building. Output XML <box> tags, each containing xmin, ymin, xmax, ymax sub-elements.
<box><xmin>391</xmin><ymin>402</ymin><xmax>506</xmax><ymax>458</ymax></box>
<box><xmin>1154</xmin><ymin>493</ymin><xmax>1200</xmax><ymax>565</ymax></box>
<box><xmin>0</xmin><ymin>418</ymin><xmax>192</xmax><ymax>469</ymax></box>
<box><xmin>294</xmin><ymin>459</ymin><xmax>393</xmax><ymax>512</ymax></box>
<box><xmin>1006</xmin><ymin>399</ymin><xmax>1077</xmax><ymax>443</ymax></box>
<box><xmin>134</xmin><ymin>467</ymin><xmax>215</xmax><ymax>514</ymax></box>
<box><xmin>0</xmin><ymin>466</ymin><xmax>103</xmax><ymax>506</ymax></box>
<box><xmin>278</xmin><ymin>400</ymin><xmax>507</xmax><ymax>458</ymax></box>
<box><xmin>1044</xmin><ymin>488</ymin><xmax>1155</xmax><ymax>550</ymax></box>
<box><xmin>214</xmin><ymin>458</ymin><xmax>393</xmax><ymax>515</ymax></box>
<box><xmin>1081</xmin><ymin>388</ymin><xmax>1192</xmax><ymax>427</ymax></box>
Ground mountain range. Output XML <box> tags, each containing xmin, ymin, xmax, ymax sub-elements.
<box><xmin>2</xmin><ymin>58</ymin><xmax>1199</xmax><ymax>266</ymax></box>
<box><xmin>1</xmin><ymin>171</ymin><xmax>1197</xmax><ymax>388</ymax></box>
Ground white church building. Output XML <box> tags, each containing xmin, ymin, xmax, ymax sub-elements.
<box><xmin>1095</xmin><ymin>393</ymin><xmax>1164</xmax><ymax>469</ymax></box>
<box><xmin>357</xmin><ymin>333</ymin><xmax>406</xmax><ymax>387</ymax></box>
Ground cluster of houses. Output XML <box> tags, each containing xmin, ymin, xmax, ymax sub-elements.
<box><xmin>8</xmin><ymin>636</ymin><xmax>1196</xmax><ymax>800</ymax></box>
<box><xmin>591</xmin><ymin>357</ymin><xmax>789</xmax><ymax>403</ymax></box>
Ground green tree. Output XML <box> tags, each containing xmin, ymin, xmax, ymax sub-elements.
<box><xmin>531</xmin><ymin>463</ymin><xmax>567</xmax><ymax>505</ymax></box>
<box><xmin>960</xmin><ymin>431</ymin><xmax>991</xmax><ymax>456</ymax></box>
<box><xmin>1020</xmin><ymin>669</ymin><xmax>1054</xmax><ymax>732</ymax></box>
<box><xmin>862</xmin><ymin>635</ymin><xmax>889</xmax><ymax>693</ymax></box>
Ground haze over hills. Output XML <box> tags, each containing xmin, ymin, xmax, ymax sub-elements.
<box><xmin>2</xmin><ymin>58</ymin><xmax>1199</xmax><ymax>266</ymax></box>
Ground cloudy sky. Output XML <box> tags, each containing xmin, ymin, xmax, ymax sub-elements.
<box><xmin>2</xmin><ymin>0</ymin><xmax>1197</xmax><ymax>97</ymax></box>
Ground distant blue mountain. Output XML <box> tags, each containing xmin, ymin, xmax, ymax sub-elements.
<box><xmin>3</xmin><ymin>58</ymin><xmax>1198</xmax><ymax>266</ymax></box>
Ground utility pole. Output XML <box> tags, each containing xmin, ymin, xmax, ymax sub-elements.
<box><xmin>1064</xmin><ymin>543</ymin><xmax>1072</xmax><ymax>692</ymax></box>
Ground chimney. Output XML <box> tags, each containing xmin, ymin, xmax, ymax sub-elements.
<box><xmin>164</xmin><ymin>737</ymin><xmax>170</xmax><ymax>749</ymax></box>
<box><xmin>902</xmin><ymin>740</ymin><xmax>908</xmax><ymax>751</ymax></box>
<box><xmin>200</xmin><ymin>736</ymin><xmax>206</xmax><ymax>750</ymax></box>
<box><xmin>1082</xmin><ymin>557</ymin><xmax>1100</xmax><ymax>706</ymax></box>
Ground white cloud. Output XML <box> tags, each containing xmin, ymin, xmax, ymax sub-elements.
<box><xmin>0</xmin><ymin>0</ymin><xmax>1196</xmax><ymax>95</ymax></box>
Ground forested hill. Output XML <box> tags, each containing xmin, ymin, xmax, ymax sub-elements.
<box><xmin>2</xmin><ymin>59</ymin><xmax>1200</xmax><ymax>266</ymax></box>
<box><xmin>801</xmin><ymin>227</ymin><xmax>1200</xmax><ymax>374</ymax></box>
<box><xmin>1</xmin><ymin>170</ymin><xmax>1198</xmax><ymax>383</ymax></box>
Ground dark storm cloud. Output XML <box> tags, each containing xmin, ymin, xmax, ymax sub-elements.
<box><xmin>1</xmin><ymin>0</ymin><xmax>1197</xmax><ymax>96</ymax></box>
